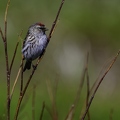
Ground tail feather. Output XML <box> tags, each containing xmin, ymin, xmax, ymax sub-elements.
<box><xmin>23</xmin><ymin>60</ymin><xmax>32</xmax><ymax>72</ymax></box>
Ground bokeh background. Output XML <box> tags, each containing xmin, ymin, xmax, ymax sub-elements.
<box><xmin>0</xmin><ymin>0</ymin><xmax>120</xmax><ymax>119</ymax></box>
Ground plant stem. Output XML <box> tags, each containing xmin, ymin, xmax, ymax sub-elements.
<box><xmin>81</xmin><ymin>50</ymin><xmax>120</xmax><ymax>120</ymax></box>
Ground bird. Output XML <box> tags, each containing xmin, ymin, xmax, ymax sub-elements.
<box><xmin>22</xmin><ymin>22</ymin><xmax>48</xmax><ymax>72</ymax></box>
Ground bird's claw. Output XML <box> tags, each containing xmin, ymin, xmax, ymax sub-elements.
<box><xmin>32</xmin><ymin>64</ymin><xmax>37</xmax><ymax>70</ymax></box>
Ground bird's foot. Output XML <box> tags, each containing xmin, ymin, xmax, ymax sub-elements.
<box><xmin>32</xmin><ymin>64</ymin><xmax>37</xmax><ymax>70</ymax></box>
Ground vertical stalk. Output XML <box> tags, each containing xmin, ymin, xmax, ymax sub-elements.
<box><xmin>4</xmin><ymin>0</ymin><xmax>11</xmax><ymax>119</ymax></box>
<box><xmin>4</xmin><ymin>21</ymin><xmax>10</xmax><ymax>120</ymax></box>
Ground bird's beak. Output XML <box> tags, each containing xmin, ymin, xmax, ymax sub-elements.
<box><xmin>45</xmin><ymin>28</ymin><xmax>48</xmax><ymax>31</ymax></box>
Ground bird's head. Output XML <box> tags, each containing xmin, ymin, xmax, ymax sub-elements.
<box><xmin>29</xmin><ymin>22</ymin><xmax>48</xmax><ymax>35</ymax></box>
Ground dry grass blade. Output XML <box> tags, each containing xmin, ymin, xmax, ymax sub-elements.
<box><xmin>65</xmin><ymin>105</ymin><xmax>75</xmax><ymax>120</ymax></box>
<box><xmin>14</xmin><ymin>57</ymin><xmax>41</xmax><ymax>120</ymax></box>
<box><xmin>74</xmin><ymin>53</ymin><xmax>89</xmax><ymax>107</ymax></box>
<box><xmin>46</xmin><ymin>79</ymin><xmax>54</xmax><ymax>103</ymax></box>
<box><xmin>65</xmin><ymin>53</ymin><xmax>89</xmax><ymax>120</ymax></box>
<box><xmin>45</xmin><ymin>104</ymin><xmax>53</xmax><ymax>119</ymax></box>
<box><xmin>109</xmin><ymin>109</ymin><xmax>113</xmax><ymax>120</ymax></box>
<box><xmin>81</xmin><ymin>50</ymin><xmax>120</xmax><ymax>120</ymax></box>
<box><xmin>88</xmin><ymin>55</ymin><xmax>115</xmax><ymax>97</ymax></box>
<box><xmin>39</xmin><ymin>102</ymin><xmax>45</xmax><ymax>120</ymax></box>
<box><xmin>4</xmin><ymin>0</ymin><xmax>10</xmax><ymax>23</ymax></box>
<box><xmin>14</xmin><ymin>55</ymin><xmax>46</xmax><ymax>120</ymax></box>
<box><xmin>53</xmin><ymin>75</ymin><xmax>59</xmax><ymax>101</ymax></box>
<box><xmin>80</xmin><ymin>53</ymin><xmax>117</xmax><ymax>119</ymax></box>
<box><xmin>32</xmin><ymin>85</ymin><xmax>36</xmax><ymax>120</ymax></box>
<box><xmin>10</xmin><ymin>59</ymin><xmax>23</xmax><ymax>100</ymax></box>
<box><xmin>74</xmin><ymin>65</ymin><xmax>86</xmax><ymax>107</ymax></box>
<box><xmin>86</xmin><ymin>73</ymin><xmax>90</xmax><ymax>120</ymax></box>
<box><xmin>19</xmin><ymin>88</ymin><xmax>33</xmax><ymax>112</ymax></box>
<box><xmin>46</xmin><ymin>79</ymin><xmax>58</xmax><ymax>120</ymax></box>
<box><xmin>52</xmin><ymin>78</ymin><xmax>59</xmax><ymax>120</ymax></box>
<box><xmin>80</xmin><ymin>53</ymin><xmax>116</xmax><ymax>119</ymax></box>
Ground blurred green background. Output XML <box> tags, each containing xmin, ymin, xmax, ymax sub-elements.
<box><xmin>0</xmin><ymin>0</ymin><xmax>120</xmax><ymax>119</ymax></box>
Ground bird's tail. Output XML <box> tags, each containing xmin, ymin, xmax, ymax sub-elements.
<box><xmin>23</xmin><ymin>60</ymin><xmax>31</xmax><ymax>72</ymax></box>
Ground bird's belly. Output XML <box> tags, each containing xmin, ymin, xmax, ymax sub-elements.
<box><xmin>30</xmin><ymin>45</ymin><xmax>44</xmax><ymax>60</ymax></box>
<box><xmin>23</xmin><ymin>44</ymin><xmax>43</xmax><ymax>61</ymax></box>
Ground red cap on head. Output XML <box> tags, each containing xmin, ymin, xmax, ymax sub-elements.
<box><xmin>34</xmin><ymin>22</ymin><xmax>48</xmax><ymax>31</ymax></box>
<box><xmin>36</xmin><ymin>22</ymin><xmax>45</xmax><ymax>26</ymax></box>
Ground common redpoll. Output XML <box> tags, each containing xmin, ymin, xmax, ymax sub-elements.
<box><xmin>22</xmin><ymin>22</ymin><xmax>48</xmax><ymax>71</ymax></box>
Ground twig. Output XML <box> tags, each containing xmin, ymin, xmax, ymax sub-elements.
<box><xmin>20</xmin><ymin>57</ymin><xmax>24</xmax><ymax>94</ymax></box>
<box><xmin>19</xmin><ymin>88</ymin><xmax>33</xmax><ymax>112</ymax></box>
<box><xmin>81</xmin><ymin>50</ymin><xmax>120</xmax><ymax>120</ymax></box>
<box><xmin>14</xmin><ymin>55</ymin><xmax>45</xmax><ymax>120</ymax></box>
<box><xmin>48</xmin><ymin>0</ymin><xmax>65</xmax><ymax>40</ymax></box>
<box><xmin>0</xmin><ymin>27</ymin><xmax>5</xmax><ymax>41</ymax></box>
<box><xmin>14</xmin><ymin>58</ymin><xmax>41</xmax><ymax>120</ymax></box>
<box><xmin>14</xmin><ymin>0</ymin><xmax>66</xmax><ymax>119</ymax></box>
<box><xmin>5</xmin><ymin>35</ymin><xmax>10</xmax><ymax>120</ymax></box>
<box><xmin>39</xmin><ymin>102</ymin><xmax>45</xmax><ymax>120</ymax></box>
<box><xmin>10</xmin><ymin>31</ymin><xmax>23</xmax><ymax>73</ymax></box>
<box><xmin>20</xmin><ymin>33</ymin><xmax>24</xmax><ymax>95</ymax></box>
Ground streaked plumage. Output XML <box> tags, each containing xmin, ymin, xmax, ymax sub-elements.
<box><xmin>22</xmin><ymin>23</ymin><xmax>48</xmax><ymax>71</ymax></box>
